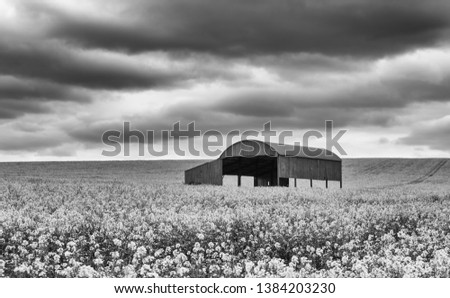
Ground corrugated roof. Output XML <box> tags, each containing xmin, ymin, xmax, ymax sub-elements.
<box><xmin>220</xmin><ymin>140</ymin><xmax>341</xmax><ymax>161</ymax></box>
<box><xmin>267</xmin><ymin>141</ymin><xmax>341</xmax><ymax>161</ymax></box>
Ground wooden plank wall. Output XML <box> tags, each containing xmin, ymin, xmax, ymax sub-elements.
<box><xmin>278</xmin><ymin>156</ymin><xmax>341</xmax><ymax>181</ymax></box>
<box><xmin>185</xmin><ymin>159</ymin><xmax>223</xmax><ymax>185</ymax></box>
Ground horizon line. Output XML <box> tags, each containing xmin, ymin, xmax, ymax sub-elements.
<box><xmin>1</xmin><ymin>156</ymin><xmax>449</xmax><ymax>163</ymax></box>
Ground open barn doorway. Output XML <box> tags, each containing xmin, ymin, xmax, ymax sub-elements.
<box><xmin>222</xmin><ymin>156</ymin><xmax>278</xmax><ymax>187</ymax></box>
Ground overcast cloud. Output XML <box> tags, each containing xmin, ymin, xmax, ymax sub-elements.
<box><xmin>1</xmin><ymin>0</ymin><xmax>450</xmax><ymax>160</ymax></box>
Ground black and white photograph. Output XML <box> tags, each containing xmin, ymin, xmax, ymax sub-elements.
<box><xmin>1</xmin><ymin>0</ymin><xmax>450</xmax><ymax>296</ymax></box>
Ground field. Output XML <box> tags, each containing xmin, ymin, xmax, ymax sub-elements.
<box><xmin>1</xmin><ymin>159</ymin><xmax>450</xmax><ymax>278</ymax></box>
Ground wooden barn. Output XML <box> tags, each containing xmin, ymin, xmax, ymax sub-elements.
<box><xmin>185</xmin><ymin>140</ymin><xmax>342</xmax><ymax>187</ymax></box>
<box><xmin>185</xmin><ymin>140</ymin><xmax>342</xmax><ymax>188</ymax></box>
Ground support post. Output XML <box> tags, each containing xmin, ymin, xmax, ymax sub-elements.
<box><xmin>340</xmin><ymin>179</ymin><xmax>342</xmax><ymax>189</ymax></box>
<box><xmin>254</xmin><ymin>158</ymin><xmax>259</xmax><ymax>187</ymax></box>
<box><xmin>309</xmin><ymin>166</ymin><xmax>313</xmax><ymax>188</ymax></box>
<box><xmin>276</xmin><ymin>157</ymin><xmax>279</xmax><ymax>186</ymax></box>
<box><xmin>294</xmin><ymin>178</ymin><xmax>297</xmax><ymax>187</ymax></box>
<box><xmin>326</xmin><ymin>179</ymin><xmax>328</xmax><ymax>188</ymax></box>
<box><xmin>238</xmin><ymin>175</ymin><xmax>241</xmax><ymax>187</ymax></box>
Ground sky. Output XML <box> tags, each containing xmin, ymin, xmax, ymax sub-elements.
<box><xmin>1</xmin><ymin>0</ymin><xmax>450</xmax><ymax>161</ymax></box>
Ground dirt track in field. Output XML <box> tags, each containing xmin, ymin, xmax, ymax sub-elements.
<box><xmin>408</xmin><ymin>160</ymin><xmax>448</xmax><ymax>184</ymax></box>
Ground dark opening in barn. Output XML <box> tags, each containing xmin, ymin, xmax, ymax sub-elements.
<box><xmin>185</xmin><ymin>140</ymin><xmax>342</xmax><ymax>187</ymax></box>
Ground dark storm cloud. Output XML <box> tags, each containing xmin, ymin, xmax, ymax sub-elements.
<box><xmin>398</xmin><ymin>117</ymin><xmax>450</xmax><ymax>152</ymax></box>
<box><xmin>65</xmin><ymin>104</ymin><xmax>383</xmax><ymax>149</ymax></box>
<box><xmin>69</xmin><ymin>63</ymin><xmax>450</xmax><ymax>146</ymax></box>
<box><xmin>382</xmin><ymin>77</ymin><xmax>450</xmax><ymax>102</ymax></box>
<box><xmin>0</xmin><ymin>76</ymin><xmax>90</xmax><ymax>102</ymax></box>
<box><xmin>0</xmin><ymin>70</ymin><xmax>90</xmax><ymax>120</ymax></box>
<box><xmin>0</xmin><ymin>126</ymin><xmax>65</xmax><ymax>151</ymax></box>
<box><xmin>0</xmin><ymin>29</ymin><xmax>248</xmax><ymax>120</ymax></box>
<box><xmin>0</xmin><ymin>99</ymin><xmax>50</xmax><ymax>119</ymax></box>
<box><xmin>0</xmin><ymin>37</ymin><xmax>184</xmax><ymax>91</ymax></box>
<box><xmin>2</xmin><ymin>0</ymin><xmax>450</xmax><ymax>158</ymax></box>
<box><xmin>214</xmin><ymin>96</ymin><xmax>295</xmax><ymax>118</ymax></box>
<box><xmin>67</xmin><ymin>115</ymin><xmax>180</xmax><ymax>145</ymax></box>
<box><xmin>67</xmin><ymin>121</ymin><xmax>126</xmax><ymax>145</ymax></box>
<box><xmin>249</xmin><ymin>54</ymin><xmax>368</xmax><ymax>79</ymax></box>
<box><xmin>211</xmin><ymin>80</ymin><xmax>450</xmax><ymax>124</ymax></box>
<box><xmin>32</xmin><ymin>0</ymin><xmax>450</xmax><ymax>57</ymax></box>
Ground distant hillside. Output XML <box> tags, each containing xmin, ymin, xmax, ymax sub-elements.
<box><xmin>0</xmin><ymin>158</ymin><xmax>448</xmax><ymax>189</ymax></box>
<box><xmin>0</xmin><ymin>160</ymin><xmax>207</xmax><ymax>184</ymax></box>
<box><xmin>342</xmin><ymin>158</ymin><xmax>450</xmax><ymax>188</ymax></box>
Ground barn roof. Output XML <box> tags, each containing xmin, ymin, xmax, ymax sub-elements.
<box><xmin>219</xmin><ymin>140</ymin><xmax>341</xmax><ymax>162</ymax></box>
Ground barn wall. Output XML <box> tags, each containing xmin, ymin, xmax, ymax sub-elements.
<box><xmin>185</xmin><ymin>159</ymin><xmax>223</xmax><ymax>185</ymax></box>
<box><xmin>278</xmin><ymin>156</ymin><xmax>341</xmax><ymax>181</ymax></box>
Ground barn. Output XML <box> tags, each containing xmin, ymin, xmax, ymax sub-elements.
<box><xmin>185</xmin><ymin>140</ymin><xmax>342</xmax><ymax>188</ymax></box>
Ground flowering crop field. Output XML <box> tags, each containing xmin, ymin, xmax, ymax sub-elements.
<box><xmin>1</xmin><ymin>159</ymin><xmax>450</xmax><ymax>278</ymax></box>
